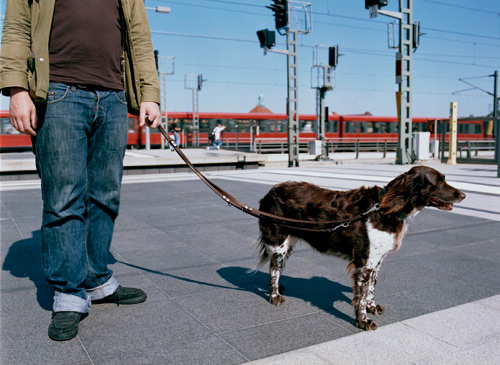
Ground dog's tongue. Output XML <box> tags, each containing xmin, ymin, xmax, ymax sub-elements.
<box><xmin>430</xmin><ymin>197</ymin><xmax>453</xmax><ymax>211</ymax></box>
<box><xmin>441</xmin><ymin>203</ymin><xmax>453</xmax><ymax>211</ymax></box>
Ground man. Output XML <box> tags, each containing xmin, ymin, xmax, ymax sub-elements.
<box><xmin>207</xmin><ymin>122</ymin><xmax>226</xmax><ymax>150</ymax></box>
<box><xmin>0</xmin><ymin>0</ymin><xmax>161</xmax><ymax>341</ymax></box>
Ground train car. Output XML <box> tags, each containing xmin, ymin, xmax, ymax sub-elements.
<box><xmin>0</xmin><ymin>110</ymin><xmax>488</xmax><ymax>151</ymax></box>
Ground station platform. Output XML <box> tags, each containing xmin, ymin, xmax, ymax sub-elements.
<box><xmin>0</xmin><ymin>147</ymin><xmax>403</xmax><ymax>181</ymax></box>
<box><xmin>1</xmin><ymin>158</ymin><xmax>499</xmax><ymax>364</ymax></box>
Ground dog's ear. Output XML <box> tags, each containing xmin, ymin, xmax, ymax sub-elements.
<box><xmin>408</xmin><ymin>169</ymin><xmax>426</xmax><ymax>195</ymax></box>
<box><xmin>380</xmin><ymin>173</ymin><xmax>410</xmax><ymax>214</ymax></box>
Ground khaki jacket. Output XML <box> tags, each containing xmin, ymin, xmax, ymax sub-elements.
<box><xmin>0</xmin><ymin>0</ymin><xmax>160</xmax><ymax>114</ymax></box>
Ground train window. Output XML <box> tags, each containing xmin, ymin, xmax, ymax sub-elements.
<box><xmin>235</xmin><ymin>120</ymin><xmax>250</xmax><ymax>133</ymax></box>
<box><xmin>458</xmin><ymin>122</ymin><xmax>482</xmax><ymax>135</ymax></box>
<box><xmin>127</xmin><ymin>117</ymin><xmax>137</xmax><ymax>133</ymax></box>
<box><xmin>266</xmin><ymin>119</ymin><xmax>285</xmax><ymax>133</ymax></box>
<box><xmin>327</xmin><ymin>120</ymin><xmax>338</xmax><ymax>133</ymax></box>
<box><xmin>344</xmin><ymin>121</ymin><xmax>359</xmax><ymax>133</ymax></box>
<box><xmin>362</xmin><ymin>122</ymin><xmax>373</xmax><ymax>133</ymax></box>
<box><xmin>300</xmin><ymin>120</ymin><xmax>315</xmax><ymax>133</ymax></box>
<box><xmin>0</xmin><ymin>117</ymin><xmax>17</xmax><ymax>134</ymax></box>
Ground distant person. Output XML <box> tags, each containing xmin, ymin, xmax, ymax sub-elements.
<box><xmin>0</xmin><ymin>0</ymin><xmax>161</xmax><ymax>341</ymax></box>
<box><xmin>169</xmin><ymin>119</ymin><xmax>181</xmax><ymax>151</ymax></box>
<box><xmin>207</xmin><ymin>122</ymin><xmax>226</xmax><ymax>150</ymax></box>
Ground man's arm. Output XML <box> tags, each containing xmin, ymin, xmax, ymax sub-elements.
<box><xmin>9</xmin><ymin>88</ymin><xmax>37</xmax><ymax>136</ymax></box>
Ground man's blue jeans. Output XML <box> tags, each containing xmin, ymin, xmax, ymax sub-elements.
<box><xmin>35</xmin><ymin>83</ymin><xmax>128</xmax><ymax>313</ymax></box>
<box><xmin>209</xmin><ymin>139</ymin><xmax>223</xmax><ymax>150</ymax></box>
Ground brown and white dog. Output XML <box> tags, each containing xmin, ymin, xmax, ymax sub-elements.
<box><xmin>257</xmin><ymin>166</ymin><xmax>465</xmax><ymax>330</ymax></box>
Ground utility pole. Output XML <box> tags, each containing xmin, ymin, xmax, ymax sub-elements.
<box><xmin>366</xmin><ymin>0</ymin><xmax>419</xmax><ymax>164</ymax></box>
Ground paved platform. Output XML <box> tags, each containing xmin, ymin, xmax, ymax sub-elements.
<box><xmin>1</xmin><ymin>160</ymin><xmax>499</xmax><ymax>364</ymax></box>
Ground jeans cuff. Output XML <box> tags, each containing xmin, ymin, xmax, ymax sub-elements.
<box><xmin>53</xmin><ymin>292</ymin><xmax>91</xmax><ymax>313</ymax></box>
<box><xmin>86</xmin><ymin>276</ymin><xmax>119</xmax><ymax>301</ymax></box>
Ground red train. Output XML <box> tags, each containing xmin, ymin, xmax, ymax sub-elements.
<box><xmin>0</xmin><ymin>110</ymin><xmax>492</xmax><ymax>150</ymax></box>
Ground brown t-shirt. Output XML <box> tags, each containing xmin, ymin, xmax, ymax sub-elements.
<box><xmin>49</xmin><ymin>0</ymin><xmax>124</xmax><ymax>90</ymax></box>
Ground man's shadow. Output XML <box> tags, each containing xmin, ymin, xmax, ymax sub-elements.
<box><xmin>217</xmin><ymin>266</ymin><xmax>354</xmax><ymax>325</ymax></box>
<box><xmin>2</xmin><ymin>231</ymin><xmax>53</xmax><ymax>311</ymax></box>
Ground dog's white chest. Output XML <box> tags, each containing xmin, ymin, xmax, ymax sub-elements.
<box><xmin>366</xmin><ymin>221</ymin><xmax>398</xmax><ymax>267</ymax></box>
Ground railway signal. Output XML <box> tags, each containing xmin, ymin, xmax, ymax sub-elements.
<box><xmin>365</xmin><ymin>0</ymin><xmax>388</xmax><ymax>9</ymax></box>
<box><xmin>266</xmin><ymin>0</ymin><xmax>288</xmax><ymax>34</ymax></box>
<box><xmin>257</xmin><ymin>29</ymin><xmax>276</xmax><ymax>49</ymax></box>
<box><xmin>328</xmin><ymin>46</ymin><xmax>339</xmax><ymax>68</ymax></box>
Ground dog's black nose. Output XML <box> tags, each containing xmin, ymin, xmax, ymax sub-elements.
<box><xmin>459</xmin><ymin>191</ymin><xmax>466</xmax><ymax>201</ymax></box>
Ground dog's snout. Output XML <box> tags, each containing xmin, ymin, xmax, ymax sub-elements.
<box><xmin>458</xmin><ymin>191</ymin><xmax>466</xmax><ymax>201</ymax></box>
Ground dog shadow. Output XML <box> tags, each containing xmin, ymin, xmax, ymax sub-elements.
<box><xmin>217</xmin><ymin>266</ymin><xmax>354</xmax><ymax>325</ymax></box>
<box><xmin>2</xmin><ymin>230</ymin><xmax>53</xmax><ymax>311</ymax></box>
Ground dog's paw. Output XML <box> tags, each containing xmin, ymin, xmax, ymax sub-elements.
<box><xmin>357</xmin><ymin>319</ymin><xmax>378</xmax><ymax>331</ymax></box>
<box><xmin>270</xmin><ymin>294</ymin><xmax>286</xmax><ymax>306</ymax></box>
<box><xmin>367</xmin><ymin>304</ymin><xmax>385</xmax><ymax>315</ymax></box>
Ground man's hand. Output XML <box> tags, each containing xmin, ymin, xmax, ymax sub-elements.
<box><xmin>139</xmin><ymin>101</ymin><xmax>161</xmax><ymax>128</ymax></box>
<box><xmin>9</xmin><ymin>88</ymin><xmax>37</xmax><ymax>136</ymax></box>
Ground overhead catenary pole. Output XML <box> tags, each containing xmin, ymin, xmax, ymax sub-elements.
<box><xmin>395</xmin><ymin>0</ymin><xmax>414</xmax><ymax>165</ymax></box>
<box><xmin>259</xmin><ymin>1</ymin><xmax>312</xmax><ymax>168</ymax></box>
<box><xmin>367</xmin><ymin>0</ymin><xmax>417</xmax><ymax>165</ymax></box>
<box><xmin>287</xmin><ymin>28</ymin><xmax>300</xmax><ymax>167</ymax></box>
<box><xmin>494</xmin><ymin>70</ymin><xmax>499</xmax><ymax>177</ymax></box>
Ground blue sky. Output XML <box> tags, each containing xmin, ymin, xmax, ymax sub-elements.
<box><xmin>1</xmin><ymin>0</ymin><xmax>499</xmax><ymax>118</ymax></box>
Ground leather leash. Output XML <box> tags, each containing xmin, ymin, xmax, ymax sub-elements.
<box><xmin>151</xmin><ymin>123</ymin><xmax>380</xmax><ymax>232</ymax></box>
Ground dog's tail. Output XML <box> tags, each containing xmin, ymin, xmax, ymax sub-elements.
<box><xmin>246</xmin><ymin>236</ymin><xmax>270</xmax><ymax>275</ymax></box>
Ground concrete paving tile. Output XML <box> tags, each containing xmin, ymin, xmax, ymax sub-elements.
<box><xmin>245</xmin><ymin>322</ymin><xmax>456</xmax><ymax>365</ymax></box>
<box><xmin>114</xmin><ymin>211</ymin><xmax>168</xmax><ymax>232</ymax></box>
<box><xmin>175</xmin><ymin>285</ymin><xmax>316</xmax><ymax>333</ymax></box>
<box><xmin>11</xmin><ymin>217</ymin><xmax>43</xmax><ymax>239</ymax></box>
<box><xmin>115</xmin><ymin>243</ymin><xmax>219</xmax><ymax>273</ymax></box>
<box><xmin>93</xmin><ymin>335</ymin><xmax>247</xmax><ymax>365</ymax></box>
<box><xmin>403</xmin><ymin>298</ymin><xmax>500</xmax><ymax>348</ymax></box>
<box><xmin>167</xmin><ymin>224</ymin><xmax>260</xmax><ymax>263</ymax></box>
<box><xmin>406</xmin><ymin>208</ymin><xmax>478</xmax><ymax>235</ymax></box>
<box><xmin>387</xmin><ymin>235</ymin><xmax>440</xmax><ymax>259</ymax></box>
<box><xmin>143</xmin><ymin>262</ymin><xmax>256</xmax><ymax>298</ymax></box>
<box><xmin>450</xmin><ymin>238</ymin><xmax>500</xmax><ymax>264</ymax></box>
<box><xmin>415</xmin><ymin>249</ymin><xmax>500</xmax><ymax>291</ymax></box>
<box><xmin>112</xmin><ymin>225</ymin><xmax>186</xmax><ymax>252</ymax></box>
<box><xmin>220</xmin><ymin>314</ymin><xmax>354</xmax><ymax>361</ymax></box>
<box><xmin>475</xmin><ymin>294</ymin><xmax>500</xmax><ymax>311</ymax></box>
<box><xmin>1</xmin><ymin>288</ymin><xmax>89</xmax><ymax>365</ymax></box>
<box><xmin>79</xmin><ymin>296</ymin><xmax>213</xmax><ymax>360</ymax></box>
<box><xmin>1</xmin><ymin>252</ymin><xmax>48</xmax><ymax>292</ymax></box>
<box><xmin>358</xmin><ymin>292</ymin><xmax>433</xmax><ymax>328</ymax></box>
<box><xmin>415</xmin><ymin>333</ymin><xmax>500</xmax><ymax>365</ymax></box>
<box><xmin>399</xmin><ymin>277</ymin><xmax>497</xmax><ymax>313</ymax></box>
<box><xmin>410</xmin><ymin>221</ymin><xmax>500</xmax><ymax>249</ymax></box>
<box><xmin>0</xmin><ymin>189</ymin><xmax>42</xmax><ymax>218</ymax></box>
